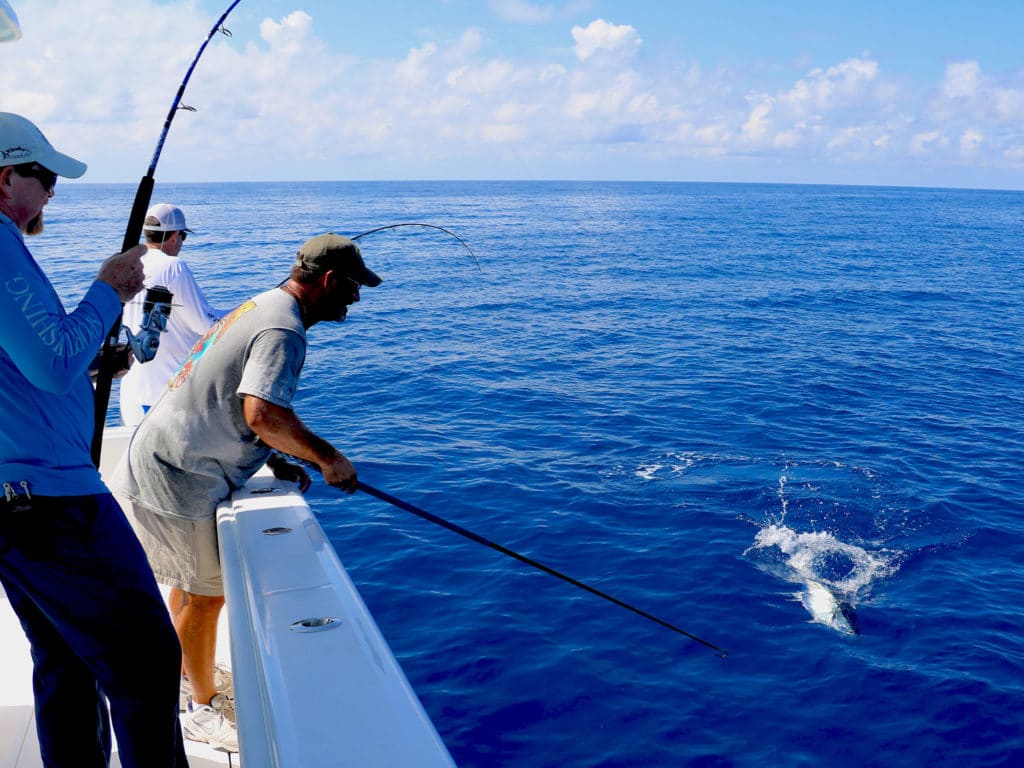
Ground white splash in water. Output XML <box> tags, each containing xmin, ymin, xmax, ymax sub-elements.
<box><xmin>745</xmin><ymin>467</ymin><xmax>900</xmax><ymax>633</ymax></box>
<box><xmin>635</xmin><ymin>464</ymin><xmax>663</xmax><ymax>480</ymax></box>
<box><xmin>748</xmin><ymin>522</ymin><xmax>897</xmax><ymax>632</ymax></box>
<box><xmin>752</xmin><ymin>523</ymin><xmax>894</xmax><ymax>594</ymax></box>
<box><xmin>634</xmin><ymin>452</ymin><xmax>699</xmax><ymax>481</ymax></box>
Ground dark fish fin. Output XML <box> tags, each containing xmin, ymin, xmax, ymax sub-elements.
<box><xmin>838</xmin><ymin>602</ymin><xmax>860</xmax><ymax>635</ymax></box>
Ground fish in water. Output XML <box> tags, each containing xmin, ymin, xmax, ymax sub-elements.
<box><xmin>800</xmin><ymin>580</ymin><xmax>860</xmax><ymax>635</ymax></box>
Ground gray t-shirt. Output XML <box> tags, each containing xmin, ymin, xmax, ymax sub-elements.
<box><xmin>114</xmin><ymin>287</ymin><xmax>306</xmax><ymax>520</ymax></box>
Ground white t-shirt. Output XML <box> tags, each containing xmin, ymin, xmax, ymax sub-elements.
<box><xmin>119</xmin><ymin>249</ymin><xmax>224</xmax><ymax>426</ymax></box>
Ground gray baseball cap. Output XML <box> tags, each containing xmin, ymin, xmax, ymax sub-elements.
<box><xmin>295</xmin><ymin>234</ymin><xmax>382</xmax><ymax>287</ymax></box>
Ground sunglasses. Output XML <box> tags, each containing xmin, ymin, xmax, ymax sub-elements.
<box><xmin>178</xmin><ymin>230</ymin><xmax>188</xmax><ymax>242</ymax></box>
<box><xmin>344</xmin><ymin>276</ymin><xmax>363</xmax><ymax>293</ymax></box>
<box><xmin>13</xmin><ymin>163</ymin><xmax>58</xmax><ymax>191</ymax></box>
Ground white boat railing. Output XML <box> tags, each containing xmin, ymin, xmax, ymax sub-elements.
<box><xmin>217</xmin><ymin>470</ymin><xmax>456</xmax><ymax>767</ymax></box>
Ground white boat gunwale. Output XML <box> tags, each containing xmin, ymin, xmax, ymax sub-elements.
<box><xmin>219</xmin><ymin>467</ymin><xmax>455</xmax><ymax>767</ymax></box>
<box><xmin>1</xmin><ymin>426</ymin><xmax>455</xmax><ymax>767</ymax></box>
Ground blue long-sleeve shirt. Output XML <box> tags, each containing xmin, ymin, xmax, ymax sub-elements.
<box><xmin>0</xmin><ymin>213</ymin><xmax>121</xmax><ymax>496</ymax></box>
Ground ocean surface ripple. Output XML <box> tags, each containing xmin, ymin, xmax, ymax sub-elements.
<box><xmin>48</xmin><ymin>180</ymin><xmax>1024</xmax><ymax>766</ymax></box>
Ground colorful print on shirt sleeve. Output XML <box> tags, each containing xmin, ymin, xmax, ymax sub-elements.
<box><xmin>169</xmin><ymin>300</ymin><xmax>255</xmax><ymax>390</ymax></box>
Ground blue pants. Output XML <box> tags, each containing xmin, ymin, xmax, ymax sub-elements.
<box><xmin>0</xmin><ymin>493</ymin><xmax>187</xmax><ymax>767</ymax></box>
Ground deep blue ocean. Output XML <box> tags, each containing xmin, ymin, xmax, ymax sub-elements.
<box><xmin>43</xmin><ymin>180</ymin><xmax>1024</xmax><ymax>766</ymax></box>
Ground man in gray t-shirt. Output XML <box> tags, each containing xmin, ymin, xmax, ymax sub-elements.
<box><xmin>123</xmin><ymin>287</ymin><xmax>307</xmax><ymax>519</ymax></box>
<box><xmin>113</xmin><ymin>233</ymin><xmax>381</xmax><ymax>752</ymax></box>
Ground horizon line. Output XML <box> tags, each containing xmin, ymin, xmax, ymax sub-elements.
<box><xmin>58</xmin><ymin>178</ymin><xmax>1024</xmax><ymax>194</ymax></box>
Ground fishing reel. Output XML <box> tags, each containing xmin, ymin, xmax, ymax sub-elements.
<box><xmin>125</xmin><ymin>285</ymin><xmax>174</xmax><ymax>363</ymax></box>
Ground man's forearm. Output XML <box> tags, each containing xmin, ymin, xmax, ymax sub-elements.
<box><xmin>244</xmin><ymin>396</ymin><xmax>340</xmax><ymax>469</ymax></box>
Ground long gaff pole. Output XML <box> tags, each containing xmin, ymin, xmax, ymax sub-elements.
<box><xmin>91</xmin><ymin>0</ymin><xmax>243</xmax><ymax>466</ymax></box>
<box><xmin>356</xmin><ymin>481</ymin><xmax>729</xmax><ymax>657</ymax></box>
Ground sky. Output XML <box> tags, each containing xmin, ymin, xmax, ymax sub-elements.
<box><xmin>1</xmin><ymin>0</ymin><xmax>1023</xmax><ymax>189</ymax></box>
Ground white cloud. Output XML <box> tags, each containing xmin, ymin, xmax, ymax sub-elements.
<box><xmin>540</xmin><ymin>64</ymin><xmax>568</xmax><ymax>83</ymax></box>
<box><xmin>925</xmin><ymin>59</ymin><xmax>1024</xmax><ymax>165</ymax></box>
<box><xmin>565</xmin><ymin>90</ymin><xmax>600</xmax><ymax>120</ymax></box>
<box><xmin>397</xmin><ymin>42</ymin><xmax>439</xmax><ymax>85</ymax></box>
<box><xmin>932</xmin><ymin>59</ymin><xmax>1024</xmax><ymax>124</ymax></box>
<box><xmin>942</xmin><ymin>61</ymin><xmax>981</xmax><ymax>99</ymax></box>
<box><xmin>451</xmin><ymin>59</ymin><xmax>521</xmax><ymax>96</ymax></box>
<box><xmin>481</xmin><ymin>123</ymin><xmax>528</xmax><ymax>143</ymax></box>
<box><xmin>994</xmin><ymin>87</ymin><xmax>1024</xmax><ymax>121</ymax></box>
<box><xmin>735</xmin><ymin>56</ymin><xmax>892</xmax><ymax>158</ymax></box>
<box><xmin>694</xmin><ymin>123</ymin><xmax>732</xmax><ymax>150</ymax></box>
<box><xmin>779</xmin><ymin>56</ymin><xmax>880</xmax><ymax>114</ymax></box>
<box><xmin>493</xmin><ymin>101</ymin><xmax>540</xmax><ymax>123</ymax></box>
<box><xmin>826</xmin><ymin>125</ymin><xmax>892</xmax><ymax>157</ymax></box>
<box><xmin>741</xmin><ymin>96</ymin><xmax>774</xmax><ymax>142</ymax></box>
<box><xmin>259</xmin><ymin>11</ymin><xmax>315</xmax><ymax>57</ymax></box>
<box><xmin>910</xmin><ymin>130</ymin><xmax>947</xmax><ymax>155</ymax></box>
<box><xmin>773</xmin><ymin>128</ymin><xmax>802</xmax><ymax>149</ymax></box>
<box><xmin>960</xmin><ymin>128</ymin><xmax>984</xmax><ymax>156</ymax></box>
<box><xmin>571</xmin><ymin>19</ymin><xmax>642</xmax><ymax>62</ymax></box>
<box><xmin>458</xmin><ymin>27</ymin><xmax>486</xmax><ymax>58</ymax></box>
<box><xmin>1</xmin><ymin>1</ymin><xmax>1022</xmax><ymax>186</ymax></box>
<box><xmin>489</xmin><ymin>0</ymin><xmax>555</xmax><ymax>24</ymax></box>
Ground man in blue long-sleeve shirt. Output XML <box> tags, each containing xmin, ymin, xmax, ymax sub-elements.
<box><xmin>0</xmin><ymin>112</ymin><xmax>187</xmax><ymax>767</ymax></box>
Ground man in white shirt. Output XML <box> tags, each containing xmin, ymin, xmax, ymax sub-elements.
<box><xmin>120</xmin><ymin>203</ymin><xmax>225</xmax><ymax>426</ymax></box>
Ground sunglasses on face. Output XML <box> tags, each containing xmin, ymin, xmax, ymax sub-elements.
<box><xmin>13</xmin><ymin>163</ymin><xmax>57</xmax><ymax>191</ymax></box>
<box><xmin>178</xmin><ymin>230</ymin><xmax>188</xmax><ymax>242</ymax></box>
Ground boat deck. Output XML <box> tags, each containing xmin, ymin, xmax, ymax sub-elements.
<box><xmin>1</xmin><ymin>424</ymin><xmax>235</xmax><ymax>766</ymax></box>
<box><xmin>2</xmin><ymin>426</ymin><xmax>454</xmax><ymax>767</ymax></box>
<box><xmin>0</xmin><ymin>582</ymin><xmax>236</xmax><ymax>767</ymax></box>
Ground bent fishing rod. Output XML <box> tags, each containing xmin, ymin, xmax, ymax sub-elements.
<box><xmin>351</xmin><ymin>223</ymin><xmax>481</xmax><ymax>271</ymax></box>
<box><xmin>356</xmin><ymin>481</ymin><xmax>729</xmax><ymax>658</ymax></box>
<box><xmin>92</xmin><ymin>0</ymin><xmax>243</xmax><ymax>466</ymax></box>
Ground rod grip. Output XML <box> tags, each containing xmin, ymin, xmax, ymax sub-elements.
<box><xmin>91</xmin><ymin>175</ymin><xmax>156</xmax><ymax>467</ymax></box>
<box><xmin>122</xmin><ymin>174</ymin><xmax>155</xmax><ymax>252</ymax></box>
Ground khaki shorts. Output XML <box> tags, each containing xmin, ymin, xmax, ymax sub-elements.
<box><xmin>118</xmin><ymin>495</ymin><xmax>223</xmax><ymax>597</ymax></box>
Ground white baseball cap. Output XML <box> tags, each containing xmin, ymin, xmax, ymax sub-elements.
<box><xmin>142</xmin><ymin>203</ymin><xmax>194</xmax><ymax>233</ymax></box>
<box><xmin>1</xmin><ymin>1</ymin><xmax>21</xmax><ymax>43</ymax></box>
<box><xmin>0</xmin><ymin>112</ymin><xmax>87</xmax><ymax>178</ymax></box>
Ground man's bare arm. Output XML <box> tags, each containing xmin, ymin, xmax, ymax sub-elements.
<box><xmin>243</xmin><ymin>395</ymin><xmax>357</xmax><ymax>493</ymax></box>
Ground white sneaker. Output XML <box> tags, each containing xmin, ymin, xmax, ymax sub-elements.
<box><xmin>179</xmin><ymin>664</ymin><xmax>234</xmax><ymax>712</ymax></box>
<box><xmin>212</xmin><ymin>691</ymin><xmax>236</xmax><ymax>725</ymax></box>
<box><xmin>181</xmin><ymin>698</ymin><xmax>239</xmax><ymax>753</ymax></box>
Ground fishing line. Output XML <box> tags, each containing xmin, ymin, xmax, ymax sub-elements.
<box><xmin>351</xmin><ymin>222</ymin><xmax>481</xmax><ymax>270</ymax></box>
<box><xmin>356</xmin><ymin>481</ymin><xmax>729</xmax><ymax>657</ymax></box>
<box><xmin>270</xmin><ymin>222</ymin><xmax>478</xmax><ymax>293</ymax></box>
<box><xmin>92</xmin><ymin>0</ymin><xmax>243</xmax><ymax>466</ymax></box>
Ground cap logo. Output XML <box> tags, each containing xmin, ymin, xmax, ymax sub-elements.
<box><xmin>1</xmin><ymin>146</ymin><xmax>31</xmax><ymax>160</ymax></box>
